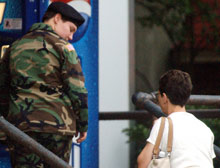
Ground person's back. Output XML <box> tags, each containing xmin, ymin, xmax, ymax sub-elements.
<box><xmin>151</xmin><ymin>112</ymin><xmax>215</xmax><ymax>168</ymax></box>
<box><xmin>7</xmin><ymin>23</ymin><xmax>80</xmax><ymax>133</ymax></box>
<box><xmin>137</xmin><ymin>69</ymin><xmax>215</xmax><ymax>168</ymax></box>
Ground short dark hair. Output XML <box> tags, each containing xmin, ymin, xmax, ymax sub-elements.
<box><xmin>42</xmin><ymin>10</ymin><xmax>57</xmax><ymax>22</ymax></box>
<box><xmin>159</xmin><ymin>69</ymin><xmax>192</xmax><ymax>107</ymax></box>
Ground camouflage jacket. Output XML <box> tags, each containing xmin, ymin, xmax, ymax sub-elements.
<box><xmin>0</xmin><ymin>23</ymin><xmax>88</xmax><ymax>136</ymax></box>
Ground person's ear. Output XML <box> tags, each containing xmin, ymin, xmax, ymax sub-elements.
<box><xmin>162</xmin><ymin>93</ymin><xmax>169</xmax><ymax>104</ymax></box>
<box><xmin>54</xmin><ymin>13</ymin><xmax>62</xmax><ymax>24</ymax></box>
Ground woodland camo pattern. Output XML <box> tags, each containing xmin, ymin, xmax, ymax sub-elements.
<box><xmin>0</xmin><ymin>23</ymin><xmax>88</xmax><ymax>138</ymax></box>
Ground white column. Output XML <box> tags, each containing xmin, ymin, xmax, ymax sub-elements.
<box><xmin>99</xmin><ymin>0</ymin><xmax>135</xmax><ymax>167</ymax></box>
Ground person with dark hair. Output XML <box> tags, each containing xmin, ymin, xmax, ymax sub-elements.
<box><xmin>0</xmin><ymin>2</ymin><xmax>88</xmax><ymax>167</ymax></box>
<box><xmin>137</xmin><ymin>69</ymin><xmax>215</xmax><ymax>168</ymax></box>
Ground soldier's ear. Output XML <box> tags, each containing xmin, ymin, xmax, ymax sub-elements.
<box><xmin>54</xmin><ymin>13</ymin><xmax>62</xmax><ymax>24</ymax></box>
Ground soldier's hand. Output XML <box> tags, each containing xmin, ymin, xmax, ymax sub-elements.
<box><xmin>76</xmin><ymin>131</ymin><xmax>87</xmax><ymax>143</ymax></box>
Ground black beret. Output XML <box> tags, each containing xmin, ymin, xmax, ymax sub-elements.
<box><xmin>47</xmin><ymin>2</ymin><xmax>85</xmax><ymax>28</ymax></box>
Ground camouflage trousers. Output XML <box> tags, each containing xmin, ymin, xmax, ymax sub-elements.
<box><xmin>8</xmin><ymin>132</ymin><xmax>73</xmax><ymax>168</ymax></box>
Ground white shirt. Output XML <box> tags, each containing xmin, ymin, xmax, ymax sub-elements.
<box><xmin>147</xmin><ymin>112</ymin><xmax>215</xmax><ymax>168</ymax></box>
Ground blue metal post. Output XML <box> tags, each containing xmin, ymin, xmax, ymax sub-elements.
<box><xmin>72</xmin><ymin>0</ymin><xmax>99</xmax><ymax>167</ymax></box>
<box><xmin>23</xmin><ymin>0</ymin><xmax>39</xmax><ymax>33</ymax></box>
<box><xmin>38</xmin><ymin>0</ymin><xmax>49</xmax><ymax>22</ymax></box>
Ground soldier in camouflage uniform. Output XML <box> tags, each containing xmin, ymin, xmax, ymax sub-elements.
<box><xmin>0</xmin><ymin>2</ymin><xmax>88</xmax><ymax>167</ymax></box>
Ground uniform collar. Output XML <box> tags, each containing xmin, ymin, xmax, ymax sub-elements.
<box><xmin>29</xmin><ymin>23</ymin><xmax>55</xmax><ymax>34</ymax></box>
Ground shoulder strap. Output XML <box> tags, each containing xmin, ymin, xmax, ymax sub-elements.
<box><xmin>153</xmin><ymin>117</ymin><xmax>173</xmax><ymax>157</ymax></box>
<box><xmin>167</xmin><ymin>117</ymin><xmax>173</xmax><ymax>153</ymax></box>
<box><xmin>153</xmin><ymin>117</ymin><xmax>165</xmax><ymax>156</ymax></box>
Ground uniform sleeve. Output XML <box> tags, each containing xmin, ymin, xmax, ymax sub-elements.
<box><xmin>61</xmin><ymin>44</ymin><xmax>88</xmax><ymax>132</ymax></box>
<box><xmin>0</xmin><ymin>48</ymin><xmax>10</xmax><ymax>118</ymax></box>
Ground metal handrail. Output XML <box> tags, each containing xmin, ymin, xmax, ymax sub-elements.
<box><xmin>99</xmin><ymin>93</ymin><xmax>220</xmax><ymax>120</ymax></box>
<box><xmin>99</xmin><ymin>109</ymin><xmax>220</xmax><ymax>120</ymax></box>
<box><xmin>0</xmin><ymin>117</ymin><xmax>72</xmax><ymax>168</ymax></box>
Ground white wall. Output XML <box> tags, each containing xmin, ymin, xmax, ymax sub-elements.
<box><xmin>99</xmin><ymin>0</ymin><xmax>135</xmax><ymax>168</ymax></box>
